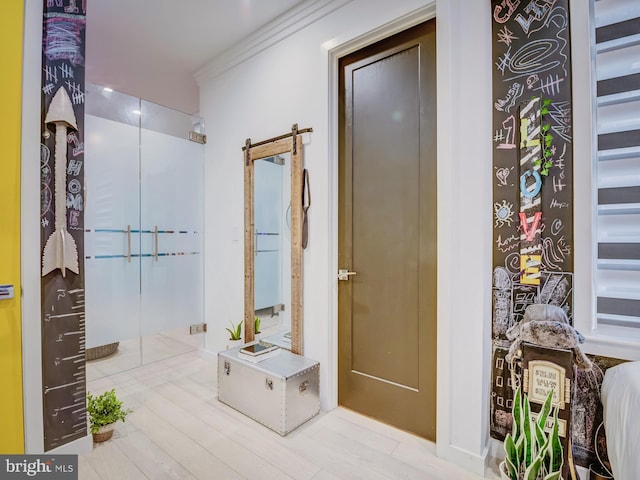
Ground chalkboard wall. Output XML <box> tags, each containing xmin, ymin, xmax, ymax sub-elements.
<box><xmin>490</xmin><ymin>0</ymin><xmax>576</xmax><ymax>457</ymax></box>
<box><xmin>40</xmin><ymin>0</ymin><xmax>88</xmax><ymax>451</ymax></box>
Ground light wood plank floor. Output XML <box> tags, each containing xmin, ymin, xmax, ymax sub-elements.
<box><xmin>83</xmin><ymin>350</ymin><xmax>491</xmax><ymax>480</ymax></box>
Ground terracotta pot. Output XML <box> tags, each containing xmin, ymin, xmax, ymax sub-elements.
<box><xmin>92</xmin><ymin>423</ymin><xmax>115</xmax><ymax>443</ymax></box>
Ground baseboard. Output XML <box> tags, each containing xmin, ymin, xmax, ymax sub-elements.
<box><xmin>437</xmin><ymin>442</ymin><xmax>490</xmax><ymax>477</ymax></box>
<box><xmin>198</xmin><ymin>347</ymin><xmax>218</xmax><ymax>364</ymax></box>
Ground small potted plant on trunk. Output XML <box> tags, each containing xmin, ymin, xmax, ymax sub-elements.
<box><xmin>87</xmin><ymin>389</ymin><xmax>132</xmax><ymax>443</ymax></box>
<box><xmin>500</xmin><ymin>387</ymin><xmax>563</xmax><ymax>480</ymax></box>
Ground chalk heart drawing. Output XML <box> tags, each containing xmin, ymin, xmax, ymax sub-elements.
<box><xmin>494</xmin><ymin>200</ymin><xmax>515</xmax><ymax>228</ymax></box>
<box><xmin>496</xmin><ymin>167</ymin><xmax>511</xmax><ymax>185</ymax></box>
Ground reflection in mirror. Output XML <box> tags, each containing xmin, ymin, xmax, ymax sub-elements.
<box><xmin>254</xmin><ymin>154</ymin><xmax>291</xmax><ymax>346</ymax></box>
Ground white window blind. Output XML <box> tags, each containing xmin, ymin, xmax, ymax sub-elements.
<box><xmin>593</xmin><ymin>0</ymin><xmax>640</xmax><ymax>334</ymax></box>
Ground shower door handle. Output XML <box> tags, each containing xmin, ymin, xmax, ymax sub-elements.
<box><xmin>126</xmin><ymin>225</ymin><xmax>131</xmax><ymax>263</ymax></box>
<box><xmin>153</xmin><ymin>226</ymin><xmax>159</xmax><ymax>262</ymax></box>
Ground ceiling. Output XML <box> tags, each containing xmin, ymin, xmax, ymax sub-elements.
<box><xmin>86</xmin><ymin>0</ymin><xmax>304</xmax><ymax>114</ymax></box>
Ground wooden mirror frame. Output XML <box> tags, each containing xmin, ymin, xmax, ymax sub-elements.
<box><xmin>244</xmin><ymin>135</ymin><xmax>303</xmax><ymax>354</ymax></box>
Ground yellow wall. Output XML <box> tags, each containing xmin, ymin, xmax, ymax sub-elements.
<box><xmin>0</xmin><ymin>0</ymin><xmax>25</xmax><ymax>453</ymax></box>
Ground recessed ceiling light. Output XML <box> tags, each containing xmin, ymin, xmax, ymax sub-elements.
<box><xmin>132</xmin><ymin>109</ymin><xmax>142</xmax><ymax>115</ymax></box>
<box><xmin>103</xmin><ymin>87</ymin><xmax>113</xmax><ymax>92</ymax></box>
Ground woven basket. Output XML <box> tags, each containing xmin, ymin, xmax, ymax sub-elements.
<box><xmin>92</xmin><ymin>423</ymin><xmax>115</xmax><ymax>443</ymax></box>
<box><xmin>86</xmin><ymin>342</ymin><xmax>119</xmax><ymax>361</ymax></box>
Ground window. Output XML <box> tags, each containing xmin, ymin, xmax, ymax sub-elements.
<box><xmin>592</xmin><ymin>0</ymin><xmax>640</xmax><ymax>342</ymax></box>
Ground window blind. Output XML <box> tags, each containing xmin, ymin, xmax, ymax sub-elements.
<box><xmin>594</xmin><ymin>0</ymin><xmax>640</xmax><ymax>332</ymax></box>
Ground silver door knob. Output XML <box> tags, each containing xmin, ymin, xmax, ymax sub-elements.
<box><xmin>338</xmin><ymin>269</ymin><xmax>357</xmax><ymax>281</ymax></box>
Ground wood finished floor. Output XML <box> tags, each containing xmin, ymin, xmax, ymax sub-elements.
<box><xmin>82</xmin><ymin>350</ymin><xmax>491</xmax><ymax>480</ymax></box>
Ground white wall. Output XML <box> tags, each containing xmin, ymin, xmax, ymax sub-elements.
<box><xmin>198</xmin><ymin>0</ymin><xmax>492</xmax><ymax>475</ymax></box>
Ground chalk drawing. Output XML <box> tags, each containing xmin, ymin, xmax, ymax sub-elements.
<box><xmin>44</xmin><ymin>16</ymin><xmax>85</xmax><ymax>66</ymax></box>
<box><xmin>498</xmin><ymin>26</ymin><xmax>518</xmax><ymax>45</ymax></box>
<box><xmin>503</xmin><ymin>39</ymin><xmax>561</xmax><ymax>81</ymax></box>
<box><xmin>65</xmin><ymin>80</ymin><xmax>84</xmax><ymax>105</ymax></box>
<box><xmin>496</xmin><ymin>167</ymin><xmax>513</xmax><ymax>185</ymax></box>
<box><xmin>542</xmin><ymin>235</ymin><xmax>571</xmax><ymax>271</ymax></box>
<box><xmin>549</xmin><ymin>102</ymin><xmax>572</xmax><ymax>142</ymax></box>
<box><xmin>494</xmin><ymin>267</ymin><xmax>513</xmax><ymax>290</ymax></box>
<box><xmin>549</xmin><ymin>198</ymin><xmax>570</xmax><ymax>209</ymax></box>
<box><xmin>494</xmin><ymin>200</ymin><xmax>515</xmax><ymax>228</ymax></box>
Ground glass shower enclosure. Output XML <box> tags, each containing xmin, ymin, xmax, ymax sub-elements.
<box><xmin>84</xmin><ymin>83</ymin><xmax>205</xmax><ymax>379</ymax></box>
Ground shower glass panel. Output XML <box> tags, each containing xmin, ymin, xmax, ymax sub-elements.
<box><xmin>84</xmin><ymin>83</ymin><xmax>204</xmax><ymax>379</ymax></box>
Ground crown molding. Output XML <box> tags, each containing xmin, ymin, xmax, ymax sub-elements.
<box><xmin>194</xmin><ymin>0</ymin><xmax>352</xmax><ymax>86</ymax></box>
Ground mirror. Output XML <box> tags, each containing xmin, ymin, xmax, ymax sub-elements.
<box><xmin>245</xmin><ymin>134</ymin><xmax>303</xmax><ymax>354</ymax></box>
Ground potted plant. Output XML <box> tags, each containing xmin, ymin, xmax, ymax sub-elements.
<box><xmin>500</xmin><ymin>387</ymin><xmax>563</xmax><ymax>480</ymax></box>
<box><xmin>225</xmin><ymin>320</ymin><xmax>242</xmax><ymax>349</ymax></box>
<box><xmin>86</xmin><ymin>389</ymin><xmax>132</xmax><ymax>443</ymax></box>
<box><xmin>254</xmin><ymin>316</ymin><xmax>262</xmax><ymax>339</ymax></box>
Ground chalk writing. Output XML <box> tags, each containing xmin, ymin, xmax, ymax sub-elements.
<box><xmin>515</xmin><ymin>0</ymin><xmax>557</xmax><ymax>36</ymax></box>
<box><xmin>67</xmin><ymin>159</ymin><xmax>82</xmax><ymax>176</ymax></box>
<box><xmin>68</xmin><ymin>178</ymin><xmax>81</xmax><ymax>195</ymax></box>
<box><xmin>494</xmin><ymin>0</ymin><xmax>521</xmax><ymax>23</ymax></box>
<box><xmin>68</xmin><ymin>210</ymin><xmax>80</xmax><ymax>227</ymax></box>
<box><xmin>66</xmin><ymin>193</ymin><xmax>83</xmax><ymax>211</ymax></box>
<box><xmin>496</xmin><ymin>115</ymin><xmax>517</xmax><ymax>149</ymax></box>
<box><xmin>43</xmin><ymin>83</ymin><xmax>55</xmax><ymax>95</ymax></box>
<box><xmin>497</xmin><ymin>235</ymin><xmax>520</xmax><ymax>253</ymax></box>
<box><xmin>495</xmin><ymin>83</ymin><xmax>524</xmax><ymax>112</ymax></box>
<box><xmin>550</xmin><ymin>198</ymin><xmax>569</xmax><ymax>208</ymax></box>
<box><xmin>551</xmin><ymin>218</ymin><xmax>564</xmax><ymax>235</ymax></box>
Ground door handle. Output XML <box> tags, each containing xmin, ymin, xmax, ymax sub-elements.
<box><xmin>338</xmin><ymin>269</ymin><xmax>357</xmax><ymax>281</ymax></box>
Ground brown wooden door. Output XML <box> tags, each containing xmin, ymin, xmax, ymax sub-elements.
<box><xmin>338</xmin><ymin>19</ymin><xmax>437</xmax><ymax>441</ymax></box>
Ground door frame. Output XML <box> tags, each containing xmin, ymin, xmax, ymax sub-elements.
<box><xmin>326</xmin><ymin>3</ymin><xmax>436</xmax><ymax>413</ymax></box>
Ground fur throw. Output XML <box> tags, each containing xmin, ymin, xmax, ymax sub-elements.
<box><xmin>506</xmin><ymin>304</ymin><xmax>592</xmax><ymax>371</ymax></box>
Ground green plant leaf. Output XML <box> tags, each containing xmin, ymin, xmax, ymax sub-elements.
<box><xmin>512</xmin><ymin>387</ymin><xmax>522</xmax><ymax>439</ymax></box>
<box><xmin>504</xmin><ymin>434</ymin><xmax>518</xmax><ymax>480</ymax></box>
<box><xmin>543</xmin><ymin>98</ymin><xmax>552</xmax><ymax>107</ymax></box>
<box><xmin>548</xmin><ymin>408</ymin><xmax>563</xmax><ymax>473</ymax></box>
<box><xmin>226</xmin><ymin>321</ymin><xmax>242</xmax><ymax>340</ymax></box>
<box><xmin>537</xmin><ymin>390</ymin><xmax>554</xmax><ymax>431</ymax></box>
<box><xmin>524</xmin><ymin>455</ymin><xmax>542</xmax><ymax>480</ymax></box>
<box><xmin>544</xmin><ymin>472</ymin><xmax>561</xmax><ymax>480</ymax></box>
<box><xmin>542</xmin><ymin>123</ymin><xmax>550</xmax><ymax>132</ymax></box>
<box><xmin>544</xmin><ymin>161</ymin><xmax>553</xmax><ymax>169</ymax></box>
<box><xmin>541</xmin><ymin>107</ymin><xmax>549</xmax><ymax>116</ymax></box>
<box><xmin>254</xmin><ymin>316</ymin><xmax>261</xmax><ymax>334</ymax></box>
<box><xmin>86</xmin><ymin>389</ymin><xmax>131</xmax><ymax>434</ymax></box>
<box><xmin>522</xmin><ymin>394</ymin><xmax>532</xmax><ymax>466</ymax></box>
<box><xmin>534</xmin><ymin>421</ymin><xmax>546</xmax><ymax>451</ymax></box>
